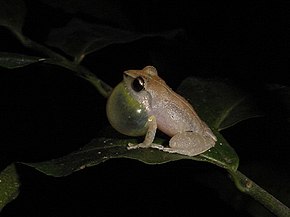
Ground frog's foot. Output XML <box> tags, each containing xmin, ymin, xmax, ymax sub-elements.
<box><xmin>161</xmin><ymin>147</ymin><xmax>192</xmax><ymax>155</ymax></box>
<box><xmin>127</xmin><ymin>142</ymin><xmax>147</xmax><ymax>150</ymax></box>
<box><xmin>127</xmin><ymin>143</ymin><xmax>164</xmax><ymax>150</ymax></box>
<box><xmin>160</xmin><ymin>146</ymin><xmax>210</xmax><ymax>156</ymax></box>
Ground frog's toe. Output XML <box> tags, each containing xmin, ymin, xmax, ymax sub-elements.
<box><xmin>127</xmin><ymin>142</ymin><xmax>150</xmax><ymax>150</ymax></box>
<box><xmin>150</xmin><ymin>143</ymin><xmax>165</xmax><ymax>150</ymax></box>
<box><xmin>127</xmin><ymin>142</ymin><xmax>164</xmax><ymax>151</ymax></box>
<box><xmin>127</xmin><ymin>143</ymin><xmax>139</xmax><ymax>150</ymax></box>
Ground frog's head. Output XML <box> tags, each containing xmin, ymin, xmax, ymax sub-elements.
<box><xmin>122</xmin><ymin>66</ymin><xmax>156</xmax><ymax>105</ymax></box>
<box><xmin>122</xmin><ymin>65</ymin><xmax>166</xmax><ymax>103</ymax></box>
<box><xmin>106</xmin><ymin>66</ymin><xmax>159</xmax><ymax>137</ymax></box>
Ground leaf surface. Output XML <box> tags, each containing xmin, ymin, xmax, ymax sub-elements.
<box><xmin>177</xmin><ymin>77</ymin><xmax>262</xmax><ymax>130</ymax></box>
<box><xmin>25</xmin><ymin>130</ymin><xmax>238</xmax><ymax>177</ymax></box>
<box><xmin>46</xmin><ymin>18</ymin><xmax>183</xmax><ymax>62</ymax></box>
<box><xmin>0</xmin><ymin>52</ymin><xmax>45</xmax><ymax>69</ymax></box>
<box><xmin>0</xmin><ymin>164</ymin><xmax>20</xmax><ymax>211</ymax></box>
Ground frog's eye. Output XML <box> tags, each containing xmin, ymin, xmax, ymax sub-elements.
<box><xmin>132</xmin><ymin>77</ymin><xmax>145</xmax><ymax>92</ymax></box>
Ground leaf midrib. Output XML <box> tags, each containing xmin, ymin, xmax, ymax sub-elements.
<box><xmin>214</xmin><ymin>97</ymin><xmax>246</xmax><ymax>130</ymax></box>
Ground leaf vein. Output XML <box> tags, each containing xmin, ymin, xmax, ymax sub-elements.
<box><xmin>215</xmin><ymin>97</ymin><xmax>246</xmax><ymax>130</ymax></box>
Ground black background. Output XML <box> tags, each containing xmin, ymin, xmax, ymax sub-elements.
<box><xmin>0</xmin><ymin>1</ymin><xmax>289</xmax><ymax>216</ymax></box>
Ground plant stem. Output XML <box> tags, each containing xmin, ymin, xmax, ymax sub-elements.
<box><xmin>12</xmin><ymin>29</ymin><xmax>113</xmax><ymax>98</ymax></box>
<box><xmin>229</xmin><ymin>170</ymin><xmax>290</xmax><ymax>217</ymax></box>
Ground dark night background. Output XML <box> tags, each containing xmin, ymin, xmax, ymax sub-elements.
<box><xmin>0</xmin><ymin>1</ymin><xmax>289</xmax><ymax>216</ymax></box>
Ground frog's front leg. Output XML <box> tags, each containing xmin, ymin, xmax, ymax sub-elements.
<box><xmin>127</xmin><ymin>115</ymin><xmax>164</xmax><ymax>150</ymax></box>
<box><xmin>162</xmin><ymin>131</ymin><xmax>216</xmax><ymax>156</ymax></box>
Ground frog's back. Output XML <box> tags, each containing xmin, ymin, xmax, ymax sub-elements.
<box><xmin>131</xmin><ymin>66</ymin><xmax>216</xmax><ymax>142</ymax></box>
<box><xmin>148</xmin><ymin>84</ymin><xmax>204</xmax><ymax>137</ymax></box>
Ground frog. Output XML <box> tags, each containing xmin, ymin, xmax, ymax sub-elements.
<box><xmin>106</xmin><ymin>66</ymin><xmax>217</xmax><ymax>156</ymax></box>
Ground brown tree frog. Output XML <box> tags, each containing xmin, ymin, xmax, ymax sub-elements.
<box><xmin>106</xmin><ymin>66</ymin><xmax>217</xmax><ymax>156</ymax></box>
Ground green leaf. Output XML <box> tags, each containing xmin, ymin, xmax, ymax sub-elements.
<box><xmin>0</xmin><ymin>52</ymin><xmax>45</xmax><ymax>69</ymax></box>
<box><xmin>177</xmin><ymin>77</ymin><xmax>262</xmax><ymax>130</ymax></box>
<box><xmin>23</xmin><ymin>76</ymin><xmax>262</xmax><ymax>177</ymax></box>
<box><xmin>25</xmin><ymin>130</ymin><xmax>238</xmax><ymax>177</ymax></box>
<box><xmin>0</xmin><ymin>164</ymin><xmax>20</xmax><ymax>211</ymax></box>
<box><xmin>46</xmin><ymin>18</ymin><xmax>183</xmax><ymax>63</ymax></box>
<box><xmin>0</xmin><ymin>0</ymin><xmax>26</xmax><ymax>34</ymax></box>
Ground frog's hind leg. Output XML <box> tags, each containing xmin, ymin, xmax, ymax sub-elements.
<box><xmin>163</xmin><ymin>131</ymin><xmax>215</xmax><ymax>156</ymax></box>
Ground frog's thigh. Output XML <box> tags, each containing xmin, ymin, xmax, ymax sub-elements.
<box><xmin>165</xmin><ymin>131</ymin><xmax>213</xmax><ymax>156</ymax></box>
